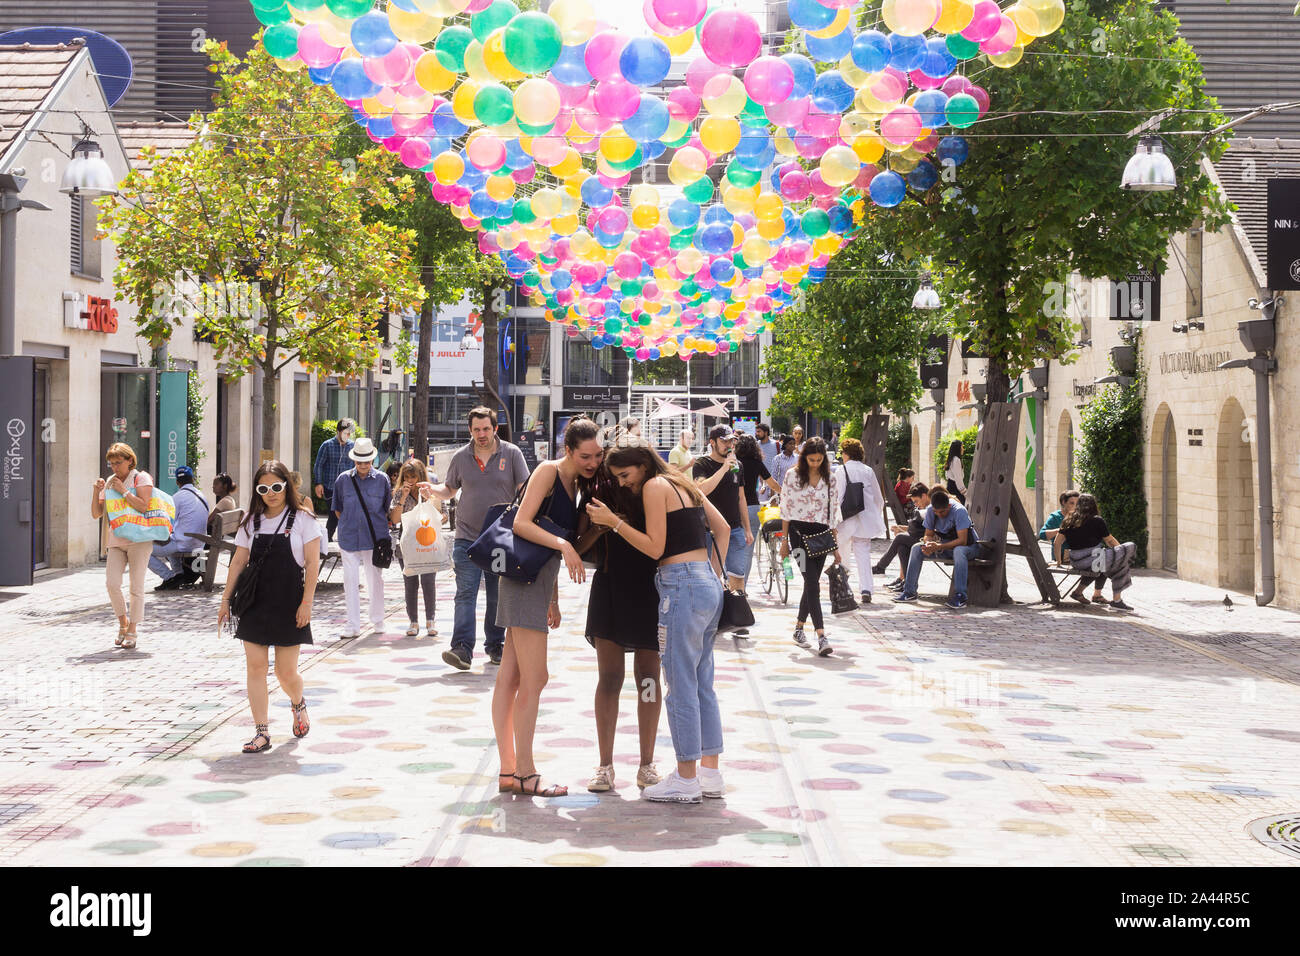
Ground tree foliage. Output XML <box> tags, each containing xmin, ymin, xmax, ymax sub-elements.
<box><xmin>886</xmin><ymin>0</ymin><xmax>1232</xmax><ymax>403</ymax></box>
<box><xmin>763</xmin><ymin>213</ymin><xmax>935</xmax><ymax>424</ymax></box>
<box><xmin>1075</xmin><ymin>340</ymin><xmax>1149</xmax><ymax>565</ymax></box>
<box><xmin>101</xmin><ymin>39</ymin><xmax>424</xmax><ymax>455</ymax></box>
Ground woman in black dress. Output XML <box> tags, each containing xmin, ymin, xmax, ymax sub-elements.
<box><xmin>579</xmin><ymin>433</ymin><xmax>664</xmax><ymax>793</ymax></box>
<box><xmin>217</xmin><ymin>460</ymin><xmax>322</xmax><ymax>754</ymax></box>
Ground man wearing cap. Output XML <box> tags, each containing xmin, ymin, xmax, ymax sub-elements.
<box><xmin>426</xmin><ymin>406</ymin><xmax>529</xmax><ymax>669</ymax></box>
<box><xmin>693</xmin><ymin>424</ymin><xmax>753</xmax><ymax>604</ymax></box>
<box><xmin>333</xmin><ymin>436</ymin><xmax>393</xmax><ymax>639</ymax></box>
<box><xmin>150</xmin><ymin>465</ymin><xmax>210</xmax><ymax>590</ymax></box>
<box><xmin>314</xmin><ymin>418</ymin><xmax>355</xmax><ymax>543</ymax></box>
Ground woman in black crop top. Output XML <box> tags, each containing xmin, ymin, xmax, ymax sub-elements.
<box><xmin>586</xmin><ymin>438</ymin><xmax>734</xmax><ymax>805</ymax></box>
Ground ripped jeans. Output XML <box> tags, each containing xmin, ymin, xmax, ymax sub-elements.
<box><xmin>655</xmin><ymin>561</ymin><xmax>724</xmax><ymax>763</ymax></box>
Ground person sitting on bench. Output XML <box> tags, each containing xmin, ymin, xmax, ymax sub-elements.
<box><xmin>1040</xmin><ymin>489</ymin><xmax>1104</xmax><ymax>603</ymax></box>
<box><xmin>1059</xmin><ymin>493</ymin><xmax>1137</xmax><ymax>611</ymax></box>
<box><xmin>150</xmin><ymin>465</ymin><xmax>209</xmax><ymax>590</ymax></box>
<box><xmin>876</xmin><ymin>483</ymin><xmax>929</xmax><ymax>591</ymax></box>
<box><xmin>893</xmin><ymin>488</ymin><xmax>980</xmax><ymax>610</ymax></box>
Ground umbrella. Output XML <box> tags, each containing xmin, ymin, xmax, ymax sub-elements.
<box><xmin>696</xmin><ymin>400</ymin><xmax>730</xmax><ymax>419</ymax></box>
<box><xmin>649</xmin><ymin>397</ymin><xmax>693</xmax><ymax>419</ymax></box>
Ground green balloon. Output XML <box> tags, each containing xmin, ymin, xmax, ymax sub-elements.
<box><xmin>436</xmin><ymin>26</ymin><xmax>474</xmax><ymax>73</ymax></box>
<box><xmin>261</xmin><ymin>23</ymin><xmax>299</xmax><ymax>60</ymax></box>
<box><xmin>669</xmin><ymin>232</ymin><xmax>693</xmax><ymax>251</ymax></box>
<box><xmin>680</xmin><ymin>280</ymin><xmax>699</xmax><ymax>297</ymax></box>
<box><xmin>683</xmin><ymin>178</ymin><xmax>714</xmax><ymax>203</ymax></box>
<box><xmin>605</xmin><ymin>317</ymin><xmax>624</xmax><ymax>334</ymax></box>
<box><xmin>662</xmin><ymin>128</ymin><xmax>692</xmax><ymax>149</ymax></box>
<box><xmin>503</xmin><ymin>11</ymin><xmax>563</xmax><ymax>75</ymax></box>
<box><xmin>512</xmin><ymin>198</ymin><xmax>536</xmax><ymax>225</ymax></box>
<box><xmin>946</xmin><ymin>33</ymin><xmax>980</xmax><ymax>61</ymax></box>
<box><xmin>726</xmin><ymin>161</ymin><xmax>760</xmax><ymax>188</ymax></box>
<box><xmin>474</xmin><ymin>83</ymin><xmax>515</xmax><ymax>126</ymax></box>
<box><xmin>731</xmin><ymin>252</ymin><xmax>746</xmax><ymax>268</ymax></box>
<box><xmin>254</xmin><ymin>4</ymin><xmax>292</xmax><ymax>27</ymax></box>
<box><xmin>620</xmin><ymin>279</ymin><xmax>645</xmax><ymax>296</ymax></box>
<box><xmin>517</xmin><ymin>120</ymin><xmax>556</xmax><ymax>136</ymax></box>
<box><xmin>607</xmin><ymin>145</ymin><xmax>644</xmax><ymax>173</ymax></box>
<box><xmin>251</xmin><ymin>0</ymin><xmax>285</xmax><ymax>9</ymax></box>
<box><xmin>327</xmin><ymin>0</ymin><xmax>371</xmax><ymax>17</ymax></box>
<box><xmin>524</xmin><ymin>268</ymin><xmax>540</xmax><ymax>286</ymax></box>
<box><xmin>801</xmin><ymin>208</ymin><xmax>830</xmax><ymax>237</ymax></box>
<box><xmin>739</xmin><ymin>97</ymin><xmax>767</xmax><ymax>127</ymax></box>
<box><xmin>473</xmin><ymin>0</ymin><xmax>521</xmax><ymax>44</ymax></box>
<box><xmin>636</xmin><ymin>313</ymin><xmax>653</xmax><ymax>327</ymax></box>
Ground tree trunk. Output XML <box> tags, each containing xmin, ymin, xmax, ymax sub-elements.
<box><xmin>412</xmin><ymin>289</ymin><xmax>433</xmax><ymax>464</ymax></box>
<box><xmin>261</xmin><ymin>294</ymin><xmax>279</xmax><ymax>458</ymax></box>
<box><xmin>480</xmin><ymin>284</ymin><xmax>512</xmax><ymax>437</ymax></box>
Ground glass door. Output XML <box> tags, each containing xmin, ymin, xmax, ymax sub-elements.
<box><xmin>101</xmin><ymin>368</ymin><xmax>157</xmax><ymax>482</ymax></box>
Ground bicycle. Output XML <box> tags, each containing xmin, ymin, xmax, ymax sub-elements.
<box><xmin>757</xmin><ymin>497</ymin><xmax>787</xmax><ymax>605</ymax></box>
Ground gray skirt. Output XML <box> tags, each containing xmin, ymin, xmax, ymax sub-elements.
<box><xmin>495</xmin><ymin>554</ymin><xmax>562</xmax><ymax>632</ymax></box>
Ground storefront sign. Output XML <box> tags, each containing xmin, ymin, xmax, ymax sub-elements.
<box><xmin>428</xmin><ymin>296</ymin><xmax>483</xmax><ymax>388</ymax></box>
<box><xmin>63</xmin><ymin>293</ymin><xmax>119</xmax><ymax>333</ymax></box>
<box><xmin>1267</xmin><ymin>179</ymin><xmax>1300</xmax><ymax>290</ymax></box>
<box><xmin>562</xmin><ymin>385</ymin><xmax>627</xmax><ymax>408</ymax></box>
<box><xmin>1157</xmin><ymin>349</ymin><xmax>1232</xmax><ymax>378</ymax></box>
<box><xmin>1108</xmin><ymin>271</ymin><xmax>1160</xmax><ymax>323</ymax></box>
<box><xmin>157</xmin><ymin>372</ymin><xmax>189</xmax><ymax>494</ymax></box>
<box><xmin>0</xmin><ymin>357</ymin><xmax>35</xmax><ymax>586</ymax></box>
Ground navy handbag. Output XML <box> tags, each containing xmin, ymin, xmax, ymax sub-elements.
<box><xmin>467</xmin><ymin>478</ymin><xmax>572</xmax><ymax>584</ymax></box>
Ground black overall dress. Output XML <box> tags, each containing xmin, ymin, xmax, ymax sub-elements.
<box><xmin>235</xmin><ymin>509</ymin><xmax>313</xmax><ymax>647</ymax></box>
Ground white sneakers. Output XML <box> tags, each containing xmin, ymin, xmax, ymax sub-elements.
<box><xmin>587</xmin><ymin>765</ymin><xmax>615</xmax><ymax>792</ymax></box>
<box><xmin>642</xmin><ymin>767</ymin><xmax>725</xmax><ymax>803</ymax></box>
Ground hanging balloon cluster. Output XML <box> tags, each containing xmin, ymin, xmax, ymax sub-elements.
<box><xmin>252</xmin><ymin>0</ymin><xmax>1065</xmax><ymax>361</ymax></box>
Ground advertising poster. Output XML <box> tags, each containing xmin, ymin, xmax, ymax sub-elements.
<box><xmin>428</xmin><ymin>295</ymin><xmax>484</xmax><ymax>388</ymax></box>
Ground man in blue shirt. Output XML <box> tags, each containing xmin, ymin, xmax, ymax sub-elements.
<box><xmin>150</xmin><ymin>464</ymin><xmax>209</xmax><ymax>589</ymax></box>
<box><xmin>893</xmin><ymin>488</ymin><xmax>981</xmax><ymax>610</ymax></box>
<box><xmin>313</xmin><ymin>418</ymin><xmax>355</xmax><ymax>542</ymax></box>
<box><xmin>756</xmin><ymin>423</ymin><xmax>779</xmax><ymax>502</ymax></box>
<box><xmin>333</xmin><ymin>437</ymin><xmax>392</xmax><ymax>638</ymax></box>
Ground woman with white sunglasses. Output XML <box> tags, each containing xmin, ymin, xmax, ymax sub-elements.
<box><xmin>217</xmin><ymin>460</ymin><xmax>322</xmax><ymax>754</ymax></box>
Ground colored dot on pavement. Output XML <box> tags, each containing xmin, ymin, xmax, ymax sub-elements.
<box><xmin>376</xmin><ymin>742</ymin><xmax>425</xmax><ymax>752</ymax></box>
<box><xmin>310</xmin><ymin>743</ymin><xmax>364</xmax><ymax>754</ymax></box>
<box><xmin>234</xmin><ymin>857</ymin><xmax>305</xmax><ymax>867</ymax></box>
<box><xmin>822</xmin><ymin>743</ymin><xmax>875</xmax><ymax>755</ymax></box>
<box><xmin>745</xmin><ymin>742</ymin><xmax>791</xmax><ymax>754</ymax></box>
<box><xmin>452</xmin><ymin>738</ymin><xmax>495</xmax><ymax>748</ymax></box>
<box><xmin>191</xmin><ymin>842</ymin><xmax>256</xmax><ymax>857</ymax></box>
<box><xmin>1024</xmin><ymin>733</ymin><xmax>1072</xmax><ymax>743</ymax></box>
<box><xmin>999</xmin><ymin>819</ymin><xmax>1069</xmax><ymax>836</ymax></box>
<box><xmin>1013</xmin><ymin>801</ymin><xmax>1075</xmax><ymax>814</ymax></box>
<box><xmin>764</xmin><ymin>807</ymin><xmax>827</xmax><ymax>822</ymax></box>
<box><xmin>187</xmin><ymin>790</ymin><xmax>246</xmax><ymax>804</ymax></box>
<box><xmin>885</xmin><ymin>841</ymin><xmax>954</xmax><ymax>858</ymax></box>
<box><xmin>1210</xmin><ymin>784</ymin><xmax>1276</xmax><ymax>797</ymax></box>
<box><xmin>883</xmin><ymin>815</ymin><xmax>949</xmax><ymax>830</ymax></box>
<box><xmin>944</xmin><ymin>771</ymin><xmax>993</xmax><ymax>781</ymax></box>
<box><xmin>745</xmin><ymin>831</ymin><xmax>802</xmax><ymax>846</ymax></box>
<box><xmin>399</xmin><ymin>762</ymin><xmax>455</xmax><ymax>774</ymax></box>
<box><xmin>832</xmin><ymin>763</ymin><xmax>890</xmax><ymax>774</ymax></box>
<box><xmin>924</xmin><ymin>753</ymin><xmax>978</xmax><ymax>764</ymax></box>
<box><xmin>887</xmin><ymin>790</ymin><xmax>949</xmax><ymax>803</ymax></box>
<box><xmin>91</xmin><ymin>840</ymin><xmax>161</xmax><ymax>855</ymax></box>
<box><xmin>545</xmin><ymin>852</ymin><xmax>607</xmax><ymax>866</ymax></box>
<box><xmin>332</xmin><ymin>787</ymin><xmax>383</xmax><ymax>800</ymax></box>
<box><xmin>147</xmin><ymin>821</ymin><xmax>203</xmax><ymax>837</ymax></box>
<box><xmin>258</xmin><ymin>813</ymin><xmax>319</xmax><ymax>825</ymax></box>
<box><xmin>986</xmin><ymin>760</ymin><xmax>1041</xmax><ymax>773</ymax></box>
<box><xmin>321</xmin><ymin>832</ymin><xmax>398</xmax><ymax>849</ymax></box>
<box><xmin>297</xmin><ymin>763</ymin><xmax>346</xmax><ymax>776</ymax></box>
<box><xmin>333</xmin><ymin>806</ymin><xmax>400</xmax><ymax>821</ymax></box>
<box><xmin>1067</xmin><ymin>752</ymin><xmax>1110</xmax><ymax>761</ymax></box>
<box><xmin>883</xmin><ymin>733</ymin><xmax>933</xmax><ymax>744</ymax></box>
<box><xmin>319</xmin><ymin>715</ymin><xmax>370</xmax><ymax>725</ymax></box>
<box><xmin>790</xmin><ymin>729</ymin><xmax>838</xmax><ymax>739</ymax></box>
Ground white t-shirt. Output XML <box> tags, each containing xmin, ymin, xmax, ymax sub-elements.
<box><xmin>234</xmin><ymin>507</ymin><xmax>322</xmax><ymax>568</ymax></box>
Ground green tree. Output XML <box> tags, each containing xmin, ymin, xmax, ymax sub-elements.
<box><xmin>888</xmin><ymin>0</ymin><xmax>1232</xmax><ymax>404</ymax></box>
<box><xmin>762</xmin><ymin>212</ymin><xmax>935</xmax><ymax>424</ymax></box>
<box><xmin>101</xmin><ymin>39</ymin><xmax>424</xmax><ymax>456</ymax></box>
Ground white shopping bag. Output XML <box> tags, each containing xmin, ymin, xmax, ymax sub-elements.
<box><xmin>399</xmin><ymin>497</ymin><xmax>452</xmax><ymax>575</ymax></box>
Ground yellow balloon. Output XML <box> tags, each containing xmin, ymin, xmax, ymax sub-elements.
<box><xmin>514</xmin><ymin>77</ymin><xmax>561</xmax><ymax>126</ymax></box>
<box><xmin>463</xmin><ymin>40</ymin><xmax>492</xmax><ymax>84</ymax></box>
<box><xmin>820</xmin><ymin>144</ymin><xmax>861</xmax><ymax>187</ymax></box>
<box><xmin>452</xmin><ymin>81</ymin><xmax>482</xmax><ymax>125</ymax></box>
<box><xmin>533</xmin><ymin>187</ymin><xmax>562</xmax><ymax>219</ymax></box>
<box><xmin>933</xmin><ymin>0</ymin><xmax>975</xmax><ymax>34</ymax></box>
<box><xmin>599</xmin><ymin>125</ymin><xmax>637</xmax><ymax>163</ymax></box>
<box><xmin>361</xmin><ymin>95</ymin><xmax>392</xmax><ymax>118</ymax></box>
<box><xmin>658</xmin><ymin>30</ymin><xmax>694</xmax><ymax>56</ymax></box>
<box><xmin>721</xmin><ymin>184</ymin><xmax>756</xmax><ymax>215</ymax></box>
<box><xmin>549</xmin><ymin>148</ymin><xmax>579</xmax><ymax>177</ymax></box>
<box><xmin>414</xmin><ymin>51</ymin><xmax>456</xmax><ymax>94</ymax></box>
<box><xmin>773</xmin><ymin>127</ymin><xmax>798</xmax><ymax>158</ymax></box>
<box><xmin>275</xmin><ymin>56</ymin><xmax>306</xmax><ymax>73</ymax></box>
<box><xmin>570</xmin><ymin>230</ymin><xmax>594</xmax><ymax>256</ymax></box>
<box><xmin>668</xmin><ymin>146</ymin><xmax>708</xmax><ymax>185</ymax></box>
<box><xmin>1024</xmin><ymin>0</ymin><xmax>1065</xmax><ymax>35</ymax></box>
<box><xmin>702</xmin><ymin>75</ymin><xmax>746</xmax><ymax>117</ymax></box>
<box><xmin>497</xmin><ymin>229</ymin><xmax>520</xmax><ymax>250</ymax></box>
<box><xmin>432</xmin><ymin>150</ymin><xmax>464</xmax><ymax>184</ymax></box>
<box><xmin>629</xmin><ymin>184</ymin><xmax>659</xmax><ymax>207</ymax></box>
<box><xmin>388</xmin><ymin>7</ymin><xmax>443</xmax><ymax>43</ymax></box>
<box><xmin>838</xmin><ymin>56</ymin><xmax>873</xmax><ymax>89</ymax></box>
<box><xmin>989</xmin><ymin>45</ymin><xmax>1025</xmax><ymax>68</ymax></box>
<box><xmin>890</xmin><ymin>152</ymin><xmax>920</xmax><ymax>173</ymax></box>
<box><xmin>815</xmin><ymin>234</ymin><xmax>841</xmax><ymax>255</ymax></box>
<box><xmin>754</xmin><ymin>192</ymin><xmax>783</xmax><ymax>220</ymax></box>
<box><xmin>677</xmin><ymin>248</ymin><xmax>703</xmax><ymax>274</ymax></box>
<box><xmin>663</xmin><ymin>118</ymin><xmax>689</xmax><ymax>142</ymax></box>
<box><xmin>756</xmin><ymin>216</ymin><xmax>785</xmax><ymax>241</ymax></box>
<box><xmin>558</xmin><ymin>188</ymin><xmax>580</xmax><ymax>215</ymax></box>
<box><xmin>317</xmin><ymin>13</ymin><xmax>353</xmax><ymax>47</ymax></box>
<box><xmin>741</xmin><ymin>235</ymin><xmax>771</xmax><ymax>266</ymax></box>
<box><xmin>855</xmin><ymin>87</ymin><xmax>893</xmax><ymax>116</ymax></box>
<box><xmin>484</xmin><ymin>28</ymin><xmax>526</xmax><ymax>81</ymax></box>
<box><xmin>810</xmin><ymin>8</ymin><xmax>851</xmax><ymax>39</ymax></box>
<box><xmin>549</xmin><ymin>0</ymin><xmax>598</xmax><ymax>45</ymax></box>
<box><xmin>416</xmin><ymin>0</ymin><xmax>471</xmax><ymax>15</ymax></box>
<box><xmin>700</xmin><ymin>116</ymin><xmax>741</xmax><ymax>154</ymax></box>
<box><xmin>851</xmin><ymin>134</ymin><xmax>885</xmax><ymax>164</ymax></box>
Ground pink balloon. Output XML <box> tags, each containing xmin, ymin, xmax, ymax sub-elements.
<box><xmin>297</xmin><ymin>24</ymin><xmax>342</xmax><ymax>69</ymax></box>
<box><xmin>642</xmin><ymin>0</ymin><xmax>674</xmax><ymax>34</ymax></box>
<box><xmin>511</xmin><ymin>165</ymin><xmax>537</xmax><ymax>184</ymax></box>
<box><xmin>743</xmin><ymin>55</ymin><xmax>794</xmax><ymax>107</ymax></box>
<box><xmin>574</xmin><ymin>91</ymin><xmax>615</xmax><ymax>134</ymax></box>
<box><xmin>765</xmin><ymin>96</ymin><xmax>809</xmax><ymax>127</ymax></box>
<box><xmin>652</xmin><ymin>0</ymin><xmax>707</xmax><ymax>31</ymax></box>
<box><xmin>464</xmin><ymin>0</ymin><xmax>494</xmax><ymax>11</ymax></box>
<box><xmin>780</xmin><ymin>169</ymin><xmax>810</xmax><ymax>201</ymax></box>
<box><xmin>685</xmin><ymin>55</ymin><xmax>729</xmax><ymax>96</ymax></box>
<box><xmin>391</xmin><ymin>112</ymin><xmax>431</xmax><ymax>136</ymax></box>
<box><xmin>553</xmin><ymin>80</ymin><xmax>589</xmax><ymax>108</ymax></box>
<box><xmin>980</xmin><ymin>15</ymin><xmax>1018</xmax><ymax>56</ymax></box>
<box><xmin>666</xmin><ymin>86</ymin><xmax>702</xmax><ymax>122</ymax></box>
<box><xmin>941</xmin><ymin>75</ymin><xmax>973</xmax><ymax>96</ymax></box>
<box><xmin>614</xmin><ymin>251</ymin><xmax>641</xmax><ymax>278</ymax></box>
<box><xmin>962</xmin><ymin>0</ymin><xmax>1003</xmax><ymax>42</ymax></box>
<box><xmin>802</xmin><ymin>105</ymin><xmax>840</xmax><ymax>139</ymax></box>
<box><xmin>808</xmin><ymin>169</ymin><xmax>837</xmax><ymax>197</ymax></box>
<box><xmin>794</xmin><ymin>134</ymin><xmax>830</xmax><ymax>160</ymax></box>
<box><xmin>478</xmin><ymin>233</ymin><xmax>500</xmax><ymax>254</ymax></box>
<box><xmin>700</xmin><ymin>10</ymin><xmax>761</xmax><ymax>67</ymax></box>
<box><xmin>466</xmin><ymin>133</ymin><xmax>506</xmax><ymax>171</ymax></box>
<box><xmin>909</xmin><ymin>70</ymin><xmax>945</xmax><ymax>91</ymax></box>
<box><xmin>880</xmin><ymin>105</ymin><xmax>923</xmax><ymax>146</ymax></box>
<box><xmin>969</xmin><ymin>85</ymin><xmax>990</xmax><ymax>114</ymax></box>
<box><xmin>594</xmin><ymin>79</ymin><xmax>642</xmax><ymax>121</ymax></box>
<box><xmin>584</xmin><ymin>32</ymin><xmax>628</xmax><ymax>82</ymax></box>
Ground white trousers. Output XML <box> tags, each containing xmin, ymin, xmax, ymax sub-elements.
<box><xmin>846</xmin><ymin>535</ymin><xmax>873</xmax><ymax>595</ymax></box>
<box><xmin>341</xmin><ymin>549</ymin><xmax>386</xmax><ymax>632</ymax></box>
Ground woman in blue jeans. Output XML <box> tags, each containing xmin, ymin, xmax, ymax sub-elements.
<box><xmin>586</xmin><ymin>440</ymin><xmax>733</xmax><ymax>805</ymax></box>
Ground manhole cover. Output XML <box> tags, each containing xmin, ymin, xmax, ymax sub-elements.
<box><xmin>1184</xmin><ymin>632</ymin><xmax>1254</xmax><ymax>646</ymax></box>
<box><xmin>1248</xmin><ymin>814</ymin><xmax>1300</xmax><ymax>860</ymax></box>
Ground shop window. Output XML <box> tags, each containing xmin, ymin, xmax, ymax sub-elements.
<box><xmin>70</xmin><ymin>195</ymin><xmax>102</xmax><ymax>278</ymax></box>
<box><xmin>516</xmin><ymin>314</ymin><xmax>551</xmax><ymax>386</ymax></box>
<box><xmin>565</xmin><ymin>337</ymin><xmax>628</xmax><ymax>385</ymax></box>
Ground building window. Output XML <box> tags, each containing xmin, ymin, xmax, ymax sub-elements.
<box><xmin>514</xmin><ymin>314</ymin><xmax>551</xmax><ymax>386</ymax></box>
<box><xmin>1185</xmin><ymin>222</ymin><xmax>1203</xmax><ymax>321</ymax></box>
<box><xmin>70</xmin><ymin>195</ymin><xmax>101</xmax><ymax>278</ymax></box>
<box><xmin>565</xmin><ymin>337</ymin><xmax>629</xmax><ymax>386</ymax></box>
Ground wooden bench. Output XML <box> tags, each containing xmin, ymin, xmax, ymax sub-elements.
<box><xmin>186</xmin><ymin>508</ymin><xmax>245</xmax><ymax>592</ymax></box>
<box><xmin>926</xmin><ymin>536</ymin><xmax>1001</xmax><ymax>601</ymax></box>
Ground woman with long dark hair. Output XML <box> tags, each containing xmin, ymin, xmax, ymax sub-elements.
<box><xmin>586</xmin><ymin>438</ymin><xmax>733</xmax><ymax>804</ymax></box>
<box><xmin>493</xmin><ymin>418</ymin><xmax>602</xmax><ymax>798</ymax></box>
<box><xmin>217</xmin><ymin>460</ymin><xmax>322</xmax><ymax>754</ymax></box>
<box><xmin>1059</xmin><ymin>493</ymin><xmax>1137</xmax><ymax>611</ymax></box>
<box><xmin>735</xmin><ymin>433</ymin><xmax>781</xmax><ymax>589</ymax></box>
<box><xmin>580</xmin><ymin>433</ymin><xmax>665</xmax><ymax>793</ymax></box>
<box><xmin>945</xmin><ymin>440</ymin><xmax>967</xmax><ymax>505</ymax></box>
<box><xmin>389</xmin><ymin>458</ymin><xmax>440</xmax><ymax>637</ymax></box>
<box><xmin>780</xmin><ymin>437</ymin><xmax>842</xmax><ymax>657</ymax></box>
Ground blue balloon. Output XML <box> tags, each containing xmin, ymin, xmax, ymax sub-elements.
<box><xmin>936</xmin><ymin>135</ymin><xmax>969</xmax><ymax>166</ymax></box>
<box><xmin>432</xmin><ymin>101</ymin><xmax>468</xmax><ymax>137</ymax></box>
<box><xmin>330</xmin><ymin>58</ymin><xmax>380</xmax><ymax>101</ymax></box>
<box><xmin>914</xmin><ymin>90</ymin><xmax>949</xmax><ymax>129</ymax></box>
<box><xmin>594</xmin><ymin>227</ymin><xmax>623</xmax><ymax>249</ymax></box>
<box><xmin>469</xmin><ymin>190</ymin><xmax>495</xmax><ymax>218</ymax></box>
<box><xmin>697</xmin><ymin>222</ymin><xmax>734</xmax><ymax>255</ymax></box>
<box><xmin>805</xmin><ymin>28</ymin><xmax>853</xmax><ymax>63</ymax></box>
<box><xmin>620</xmin><ymin>36</ymin><xmax>671</xmax><ymax>87</ymax></box>
<box><xmin>504</xmin><ymin>138</ymin><xmax>533</xmax><ymax>170</ymax></box>
<box><xmin>649</xmin><ymin>347</ymin><xmax>661</xmax><ymax>360</ymax></box>
<box><xmin>701</xmin><ymin>205</ymin><xmax>733</xmax><ymax>227</ymax></box>
<box><xmin>351</xmin><ymin>11</ymin><xmax>399</xmax><ymax>58</ymax></box>
<box><xmin>307</xmin><ymin>64</ymin><xmax>336</xmax><ymax>86</ymax></box>
<box><xmin>388</xmin><ymin>0</ymin><xmax>422</xmax><ymax>10</ymax></box>
<box><xmin>458</xmin><ymin>160</ymin><xmax>487</xmax><ymax>189</ymax></box>
<box><xmin>642</xmin><ymin>140</ymin><xmax>668</xmax><ymax>160</ymax></box>
<box><xmin>625</xmin><ymin>95</ymin><xmax>670</xmax><ymax>142</ymax></box>
<box><xmin>918</xmin><ymin>36</ymin><xmax>958</xmax><ymax>79</ymax></box>
<box><xmin>495</xmin><ymin>198</ymin><xmax>516</xmax><ymax>218</ymax></box>
<box><xmin>735</xmin><ymin>130</ymin><xmax>775</xmax><ymax>171</ymax></box>
<box><xmin>551</xmin><ymin>269</ymin><xmax>573</xmax><ymax>290</ymax></box>
<box><xmin>887</xmin><ymin>33</ymin><xmax>925</xmax><ymax>72</ymax></box>
<box><xmin>668</xmin><ymin>198</ymin><xmax>701</xmax><ymax>229</ymax></box>
<box><xmin>551</xmin><ymin>43</ymin><xmax>592</xmax><ymax>86</ymax></box>
<box><xmin>709</xmin><ymin>259</ymin><xmax>735</xmax><ymax>282</ymax></box>
<box><xmin>580</xmin><ymin>176</ymin><xmax>614</xmax><ymax>207</ymax></box>
<box><xmin>780</xmin><ymin>53</ymin><xmax>818</xmax><ymax>99</ymax></box>
<box><xmin>811</xmin><ymin>70</ymin><xmax>854</xmax><ymax>114</ymax></box>
<box><xmin>851</xmin><ymin>30</ymin><xmax>891</xmax><ymax>74</ymax></box>
<box><xmin>827</xmin><ymin>204</ymin><xmax>853</xmax><ymax>234</ymax></box>
<box><xmin>590</xmin><ymin>336</ymin><xmax>606</xmax><ymax>349</ymax></box>
<box><xmin>426</xmin><ymin>135</ymin><xmax>452</xmax><ymax>156</ymax></box>
<box><xmin>367</xmin><ymin>115</ymin><xmax>395</xmax><ymax>139</ymax></box>
<box><xmin>908</xmin><ymin>160</ymin><xmax>940</xmax><ymax>192</ymax></box>
<box><xmin>788</xmin><ymin>0</ymin><xmax>836</xmax><ymax>31</ymax></box>
<box><xmin>869</xmin><ymin>170</ymin><xmax>907</xmax><ymax>207</ymax></box>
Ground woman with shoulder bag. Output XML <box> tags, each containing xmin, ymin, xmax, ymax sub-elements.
<box><xmin>492</xmin><ymin>419</ymin><xmax>601</xmax><ymax>798</ymax></box>
<box><xmin>216</xmin><ymin>460</ymin><xmax>322</xmax><ymax>754</ymax></box>
<box><xmin>836</xmin><ymin>438</ymin><xmax>887</xmax><ymax>605</ymax></box>
<box><xmin>586</xmin><ymin>439</ymin><xmax>732</xmax><ymax>805</ymax></box>
<box><xmin>89</xmin><ymin>442</ymin><xmax>156</xmax><ymax>650</ymax></box>
<box><xmin>390</xmin><ymin>459</ymin><xmax>441</xmax><ymax>637</ymax></box>
<box><xmin>780</xmin><ymin>437</ymin><xmax>842</xmax><ymax>657</ymax></box>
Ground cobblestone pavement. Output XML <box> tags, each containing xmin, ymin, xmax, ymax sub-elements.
<box><xmin>1</xmin><ymin>533</ymin><xmax>1298</xmax><ymax>867</ymax></box>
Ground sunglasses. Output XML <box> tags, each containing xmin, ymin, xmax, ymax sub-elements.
<box><xmin>256</xmin><ymin>481</ymin><xmax>287</xmax><ymax>495</ymax></box>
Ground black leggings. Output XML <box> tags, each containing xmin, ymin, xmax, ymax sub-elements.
<box><xmin>790</xmin><ymin>521</ymin><xmax>828</xmax><ymax>631</ymax></box>
<box><xmin>877</xmin><ymin>531</ymin><xmax>918</xmax><ymax>576</ymax></box>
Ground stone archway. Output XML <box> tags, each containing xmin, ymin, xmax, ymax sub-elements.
<box><xmin>1056</xmin><ymin>409</ymin><xmax>1074</xmax><ymax>494</ymax></box>
<box><xmin>1216</xmin><ymin>397</ymin><xmax>1255</xmax><ymax>592</ymax></box>
<box><xmin>1148</xmin><ymin>403</ymin><xmax>1178</xmax><ymax>572</ymax></box>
